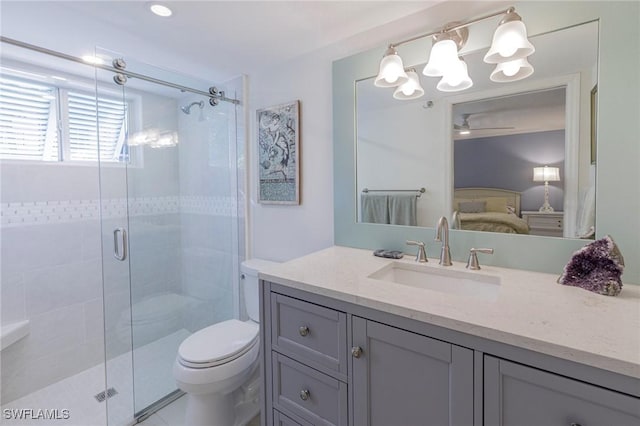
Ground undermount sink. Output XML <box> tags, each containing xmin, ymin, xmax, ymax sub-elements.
<box><xmin>368</xmin><ymin>261</ymin><xmax>501</xmax><ymax>301</ymax></box>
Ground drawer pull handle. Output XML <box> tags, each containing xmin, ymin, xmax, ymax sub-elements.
<box><xmin>299</xmin><ymin>389</ymin><xmax>310</xmax><ymax>401</ymax></box>
<box><xmin>298</xmin><ymin>326</ymin><xmax>310</xmax><ymax>337</ymax></box>
<box><xmin>569</xmin><ymin>423</ymin><xmax>582</xmax><ymax>426</ymax></box>
<box><xmin>352</xmin><ymin>346</ymin><xmax>363</xmax><ymax>358</ymax></box>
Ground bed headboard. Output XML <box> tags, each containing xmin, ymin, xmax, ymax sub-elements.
<box><xmin>454</xmin><ymin>187</ymin><xmax>522</xmax><ymax>216</ymax></box>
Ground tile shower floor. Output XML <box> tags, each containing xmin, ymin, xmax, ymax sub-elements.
<box><xmin>1</xmin><ymin>330</ymin><xmax>190</xmax><ymax>426</ymax></box>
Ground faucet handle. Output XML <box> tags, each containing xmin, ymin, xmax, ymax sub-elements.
<box><xmin>466</xmin><ymin>248</ymin><xmax>494</xmax><ymax>270</ymax></box>
<box><xmin>406</xmin><ymin>240</ymin><xmax>428</xmax><ymax>263</ymax></box>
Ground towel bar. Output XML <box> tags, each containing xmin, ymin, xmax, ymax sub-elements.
<box><xmin>362</xmin><ymin>187</ymin><xmax>425</xmax><ymax>197</ymax></box>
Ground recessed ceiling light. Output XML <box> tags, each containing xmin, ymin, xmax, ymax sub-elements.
<box><xmin>82</xmin><ymin>55</ymin><xmax>105</xmax><ymax>65</ymax></box>
<box><xmin>150</xmin><ymin>4</ymin><xmax>172</xmax><ymax>17</ymax></box>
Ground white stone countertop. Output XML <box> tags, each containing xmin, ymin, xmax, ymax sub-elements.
<box><xmin>258</xmin><ymin>246</ymin><xmax>640</xmax><ymax>379</ymax></box>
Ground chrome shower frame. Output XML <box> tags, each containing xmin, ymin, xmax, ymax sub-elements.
<box><xmin>0</xmin><ymin>36</ymin><xmax>240</xmax><ymax>106</ymax></box>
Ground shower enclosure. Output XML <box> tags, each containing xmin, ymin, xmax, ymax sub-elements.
<box><xmin>0</xmin><ymin>38</ymin><xmax>245</xmax><ymax>425</ymax></box>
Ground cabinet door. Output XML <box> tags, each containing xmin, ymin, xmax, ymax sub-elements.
<box><xmin>484</xmin><ymin>356</ymin><xmax>640</xmax><ymax>426</ymax></box>
<box><xmin>351</xmin><ymin>317</ymin><xmax>473</xmax><ymax>426</ymax></box>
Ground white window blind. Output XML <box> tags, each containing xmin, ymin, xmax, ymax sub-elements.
<box><xmin>0</xmin><ymin>74</ymin><xmax>128</xmax><ymax>163</ymax></box>
<box><xmin>0</xmin><ymin>76</ymin><xmax>59</xmax><ymax>160</ymax></box>
<box><xmin>67</xmin><ymin>91</ymin><xmax>127</xmax><ymax>162</ymax></box>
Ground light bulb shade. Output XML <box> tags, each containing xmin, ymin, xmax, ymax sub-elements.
<box><xmin>490</xmin><ymin>57</ymin><xmax>534</xmax><ymax>82</ymax></box>
<box><xmin>393</xmin><ymin>70</ymin><xmax>425</xmax><ymax>100</ymax></box>
<box><xmin>374</xmin><ymin>50</ymin><xmax>409</xmax><ymax>87</ymax></box>
<box><xmin>423</xmin><ymin>39</ymin><xmax>459</xmax><ymax>77</ymax></box>
<box><xmin>533</xmin><ymin>166</ymin><xmax>560</xmax><ymax>182</ymax></box>
<box><xmin>484</xmin><ymin>19</ymin><xmax>535</xmax><ymax>64</ymax></box>
<box><xmin>436</xmin><ymin>59</ymin><xmax>473</xmax><ymax>92</ymax></box>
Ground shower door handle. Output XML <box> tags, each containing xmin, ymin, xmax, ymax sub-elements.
<box><xmin>113</xmin><ymin>228</ymin><xmax>127</xmax><ymax>261</ymax></box>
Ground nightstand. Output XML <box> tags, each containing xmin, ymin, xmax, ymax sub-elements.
<box><xmin>521</xmin><ymin>211</ymin><xmax>564</xmax><ymax>237</ymax></box>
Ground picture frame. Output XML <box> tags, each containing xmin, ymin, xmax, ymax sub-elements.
<box><xmin>590</xmin><ymin>84</ymin><xmax>597</xmax><ymax>164</ymax></box>
<box><xmin>257</xmin><ymin>100</ymin><xmax>300</xmax><ymax>204</ymax></box>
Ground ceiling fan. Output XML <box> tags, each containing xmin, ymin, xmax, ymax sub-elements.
<box><xmin>454</xmin><ymin>113</ymin><xmax>515</xmax><ymax>134</ymax></box>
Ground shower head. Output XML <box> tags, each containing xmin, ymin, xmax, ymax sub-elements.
<box><xmin>181</xmin><ymin>100</ymin><xmax>204</xmax><ymax>114</ymax></box>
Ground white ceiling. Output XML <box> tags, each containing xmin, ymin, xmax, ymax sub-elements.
<box><xmin>0</xmin><ymin>1</ymin><xmax>443</xmax><ymax>83</ymax></box>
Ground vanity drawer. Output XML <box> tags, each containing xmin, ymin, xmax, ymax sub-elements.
<box><xmin>273</xmin><ymin>409</ymin><xmax>313</xmax><ymax>426</ymax></box>
<box><xmin>272</xmin><ymin>353</ymin><xmax>348</xmax><ymax>426</ymax></box>
<box><xmin>271</xmin><ymin>293</ymin><xmax>347</xmax><ymax>375</ymax></box>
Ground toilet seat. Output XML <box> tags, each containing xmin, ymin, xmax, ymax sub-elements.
<box><xmin>178</xmin><ymin>319</ymin><xmax>259</xmax><ymax>369</ymax></box>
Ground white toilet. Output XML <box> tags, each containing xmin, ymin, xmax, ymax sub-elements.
<box><xmin>173</xmin><ymin>259</ymin><xmax>277</xmax><ymax>426</ymax></box>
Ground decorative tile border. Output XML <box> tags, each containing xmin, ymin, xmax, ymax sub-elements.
<box><xmin>0</xmin><ymin>195</ymin><xmax>242</xmax><ymax>227</ymax></box>
<box><xmin>180</xmin><ymin>196</ymin><xmax>237</xmax><ymax>217</ymax></box>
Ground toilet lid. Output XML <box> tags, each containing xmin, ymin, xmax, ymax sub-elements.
<box><xmin>178</xmin><ymin>319</ymin><xmax>259</xmax><ymax>368</ymax></box>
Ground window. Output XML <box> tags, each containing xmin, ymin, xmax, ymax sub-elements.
<box><xmin>0</xmin><ymin>74</ymin><xmax>128</xmax><ymax>162</ymax></box>
<box><xmin>0</xmin><ymin>76</ymin><xmax>59</xmax><ymax>160</ymax></box>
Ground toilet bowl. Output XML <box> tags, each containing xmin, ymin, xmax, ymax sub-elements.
<box><xmin>173</xmin><ymin>259</ymin><xmax>278</xmax><ymax>426</ymax></box>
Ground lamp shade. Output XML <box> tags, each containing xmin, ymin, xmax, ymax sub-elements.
<box><xmin>533</xmin><ymin>166</ymin><xmax>560</xmax><ymax>182</ymax></box>
<box><xmin>484</xmin><ymin>19</ymin><xmax>535</xmax><ymax>64</ymax></box>
<box><xmin>436</xmin><ymin>58</ymin><xmax>473</xmax><ymax>92</ymax></box>
<box><xmin>490</xmin><ymin>57</ymin><xmax>534</xmax><ymax>82</ymax></box>
<box><xmin>374</xmin><ymin>48</ymin><xmax>409</xmax><ymax>87</ymax></box>
<box><xmin>423</xmin><ymin>39</ymin><xmax>459</xmax><ymax>77</ymax></box>
<box><xmin>393</xmin><ymin>69</ymin><xmax>425</xmax><ymax>100</ymax></box>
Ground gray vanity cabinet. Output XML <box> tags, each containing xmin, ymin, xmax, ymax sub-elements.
<box><xmin>351</xmin><ymin>317</ymin><xmax>474</xmax><ymax>426</ymax></box>
<box><xmin>263</xmin><ymin>285</ymin><xmax>475</xmax><ymax>426</ymax></box>
<box><xmin>484</xmin><ymin>356</ymin><xmax>640</xmax><ymax>425</ymax></box>
<box><xmin>261</xmin><ymin>282</ymin><xmax>639</xmax><ymax>426</ymax></box>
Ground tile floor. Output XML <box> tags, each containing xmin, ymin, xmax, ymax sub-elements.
<box><xmin>139</xmin><ymin>395</ymin><xmax>260</xmax><ymax>426</ymax></box>
<box><xmin>1</xmin><ymin>330</ymin><xmax>190</xmax><ymax>426</ymax></box>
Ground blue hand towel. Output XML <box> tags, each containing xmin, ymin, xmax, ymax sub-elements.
<box><xmin>361</xmin><ymin>194</ymin><xmax>389</xmax><ymax>224</ymax></box>
<box><xmin>388</xmin><ymin>194</ymin><xmax>417</xmax><ymax>226</ymax></box>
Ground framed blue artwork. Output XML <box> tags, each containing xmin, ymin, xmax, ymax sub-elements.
<box><xmin>257</xmin><ymin>100</ymin><xmax>300</xmax><ymax>204</ymax></box>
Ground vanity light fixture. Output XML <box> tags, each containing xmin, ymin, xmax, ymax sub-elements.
<box><xmin>374</xmin><ymin>6</ymin><xmax>534</xmax><ymax>99</ymax></box>
<box><xmin>374</xmin><ymin>46</ymin><xmax>409</xmax><ymax>87</ymax></box>
<box><xmin>533</xmin><ymin>166</ymin><xmax>560</xmax><ymax>212</ymax></box>
<box><xmin>483</xmin><ymin>8</ymin><xmax>535</xmax><ymax>64</ymax></box>
<box><xmin>393</xmin><ymin>68</ymin><xmax>425</xmax><ymax>100</ymax></box>
<box><xmin>423</xmin><ymin>30</ymin><xmax>466</xmax><ymax>77</ymax></box>
<box><xmin>436</xmin><ymin>57</ymin><xmax>473</xmax><ymax>92</ymax></box>
<box><xmin>490</xmin><ymin>57</ymin><xmax>534</xmax><ymax>82</ymax></box>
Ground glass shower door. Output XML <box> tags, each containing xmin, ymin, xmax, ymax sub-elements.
<box><xmin>96</xmin><ymin>50</ymin><xmax>242</xmax><ymax>422</ymax></box>
<box><xmin>94</xmin><ymin>48</ymin><xmax>135</xmax><ymax>426</ymax></box>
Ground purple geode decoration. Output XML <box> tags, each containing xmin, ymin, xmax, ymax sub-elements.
<box><xmin>558</xmin><ymin>235</ymin><xmax>625</xmax><ymax>296</ymax></box>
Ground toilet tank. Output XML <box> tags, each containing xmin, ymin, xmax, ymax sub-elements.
<box><xmin>241</xmin><ymin>259</ymin><xmax>280</xmax><ymax>322</ymax></box>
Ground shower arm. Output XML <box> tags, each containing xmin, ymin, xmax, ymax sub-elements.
<box><xmin>181</xmin><ymin>101</ymin><xmax>205</xmax><ymax>114</ymax></box>
<box><xmin>0</xmin><ymin>36</ymin><xmax>240</xmax><ymax>106</ymax></box>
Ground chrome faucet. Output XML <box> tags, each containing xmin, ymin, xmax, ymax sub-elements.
<box><xmin>466</xmin><ymin>248</ymin><xmax>494</xmax><ymax>270</ymax></box>
<box><xmin>435</xmin><ymin>216</ymin><xmax>452</xmax><ymax>266</ymax></box>
<box><xmin>406</xmin><ymin>240</ymin><xmax>428</xmax><ymax>263</ymax></box>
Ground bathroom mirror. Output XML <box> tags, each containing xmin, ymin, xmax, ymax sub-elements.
<box><xmin>356</xmin><ymin>20</ymin><xmax>598</xmax><ymax>239</ymax></box>
<box><xmin>334</xmin><ymin>1</ymin><xmax>639</xmax><ymax>280</ymax></box>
